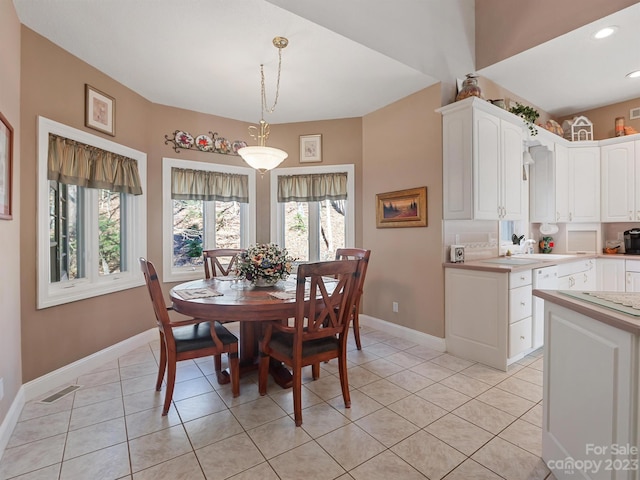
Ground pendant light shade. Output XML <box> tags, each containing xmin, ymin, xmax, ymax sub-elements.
<box><xmin>237</xmin><ymin>146</ymin><xmax>288</xmax><ymax>173</ymax></box>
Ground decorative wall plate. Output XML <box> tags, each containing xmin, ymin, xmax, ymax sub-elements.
<box><xmin>195</xmin><ymin>134</ymin><xmax>213</xmax><ymax>152</ymax></box>
<box><xmin>175</xmin><ymin>131</ymin><xmax>194</xmax><ymax>149</ymax></box>
<box><xmin>232</xmin><ymin>140</ymin><xmax>247</xmax><ymax>154</ymax></box>
<box><xmin>215</xmin><ymin>137</ymin><xmax>231</xmax><ymax>154</ymax></box>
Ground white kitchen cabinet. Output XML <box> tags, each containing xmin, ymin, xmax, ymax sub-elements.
<box><xmin>445</xmin><ymin>268</ymin><xmax>532</xmax><ymax>371</ymax></box>
<box><xmin>529</xmin><ymin>142</ymin><xmax>599</xmax><ymax>223</ymax></box>
<box><xmin>625</xmin><ymin>260</ymin><xmax>640</xmax><ymax>292</ymax></box>
<box><xmin>542</xmin><ymin>297</ymin><xmax>639</xmax><ymax>480</ymax></box>
<box><xmin>601</xmin><ymin>140</ymin><xmax>640</xmax><ymax>222</ymax></box>
<box><xmin>568</xmin><ymin>146</ymin><xmax>601</xmax><ymax>222</ymax></box>
<box><xmin>557</xmin><ymin>259</ymin><xmax>596</xmax><ymax>291</ymax></box>
<box><xmin>596</xmin><ymin>258</ymin><xmax>625</xmax><ymax>292</ymax></box>
<box><xmin>440</xmin><ymin>97</ymin><xmax>525</xmax><ymax>220</ymax></box>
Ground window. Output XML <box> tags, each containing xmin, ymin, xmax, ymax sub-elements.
<box><xmin>37</xmin><ymin>117</ymin><xmax>147</xmax><ymax>309</ymax></box>
<box><xmin>271</xmin><ymin>165</ymin><xmax>354</xmax><ymax>262</ymax></box>
<box><xmin>162</xmin><ymin>158</ymin><xmax>256</xmax><ymax>282</ymax></box>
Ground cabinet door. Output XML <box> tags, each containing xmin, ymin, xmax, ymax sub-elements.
<box><xmin>442</xmin><ymin>109</ymin><xmax>473</xmax><ymax>219</ymax></box>
<box><xmin>569</xmin><ymin>146</ymin><xmax>600</xmax><ymax>222</ymax></box>
<box><xmin>597</xmin><ymin>259</ymin><xmax>625</xmax><ymax>292</ymax></box>
<box><xmin>625</xmin><ymin>271</ymin><xmax>640</xmax><ymax>292</ymax></box>
<box><xmin>529</xmin><ymin>146</ymin><xmax>555</xmax><ymax>223</ymax></box>
<box><xmin>473</xmin><ymin>109</ymin><xmax>501</xmax><ymax>220</ymax></box>
<box><xmin>554</xmin><ymin>143</ymin><xmax>570</xmax><ymax>223</ymax></box>
<box><xmin>501</xmin><ymin>119</ymin><xmax>524</xmax><ymax>220</ymax></box>
<box><xmin>601</xmin><ymin>142</ymin><xmax>635</xmax><ymax>222</ymax></box>
<box><xmin>635</xmin><ymin>140</ymin><xmax>640</xmax><ymax>219</ymax></box>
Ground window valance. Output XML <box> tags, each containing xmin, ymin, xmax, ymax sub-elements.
<box><xmin>48</xmin><ymin>134</ymin><xmax>143</xmax><ymax>195</ymax></box>
<box><xmin>171</xmin><ymin>167</ymin><xmax>249</xmax><ymax>203</ymax></box>
<box><xmin>277</xmin><ymin>172</ymin><xmax>348</xmax><ymax>202</ymax></box>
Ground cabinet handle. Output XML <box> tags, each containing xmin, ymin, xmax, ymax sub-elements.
<box><xmin>520</xmin><ymin>301</ymin><xmax>526</xmax><ymax>306</ymax></box>
<box><xmin>628</xmin><ymin>273</ymin><xmax>632</xmax><ymax>284</ymax></box>
<box><xmin>556</xmin><ymin>212</ymin><xmax>560</xmax><ymax>222</ymax></box>
<box><xmin>630</xmin><ymin>211</ymin><xmax>633</xmax><ymax>221</ymax></box>
<box><xmin>583</xmin><ymin>273</ymin><xmax>588</xmax><ymax>283</ymax></box>
<box><xmin>520</xmin><ymin>336</ymin><xmax>525</xmax><ymax>340</ymax></box>
<box><xmin>569</xmin><ymin>277</ymin><xmax>575</xmax><ymax>287</ymax></box>
<box><xmin>569</xmin><ymin>212</ymin><xmax>573</xmax><ymax>222</ymax></box>
<box><xmin>520</xmin><ymin>275</ymin><xmax>526</xmax><ymax>280</ymax></box>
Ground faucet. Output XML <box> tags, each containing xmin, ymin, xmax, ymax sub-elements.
<box><xmin>522</xmin><ymin>238</ymin><xmax>536</xmax><ymax>254</ymax></box>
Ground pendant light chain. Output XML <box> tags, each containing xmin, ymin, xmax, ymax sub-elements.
<box><xmin>261</xmin><ymin>37</ymin><xmax>286</xmax><ymax>116</ymax></box>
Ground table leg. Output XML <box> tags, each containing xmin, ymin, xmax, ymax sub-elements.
<box><xmin>237</xmin><ymin>321</ymin><xmax>293</xmax><ymax>388</ymax></box>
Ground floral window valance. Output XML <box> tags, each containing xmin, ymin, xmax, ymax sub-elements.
<box><xmin>171</xmin><ymin>167</ymin><xmax>249</xmax><ymax>203</ymax></box>
<box><xmin>48</xmin><ymin>134</ymin><xmax>143</xmax><ymax>195</ymax></box>
<box><xmin>277</xmin><ymin>172</ymin><xmax>348</xmax><ymax>202</ymax></box>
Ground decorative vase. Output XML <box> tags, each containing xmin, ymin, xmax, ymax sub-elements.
<box><xmin>456</xmin><ymin>73</ymin><xmax>482</xmax><ymax>101</ymax></box>
<box><xmin>254</xmin><ymin>277</ymin><xmax>277</xmax><ymax>287</ymax></box>
<box><xmin>539</xmin><ymin>236</ymin><xmax>554</xmax><ymax>254</ymax></box>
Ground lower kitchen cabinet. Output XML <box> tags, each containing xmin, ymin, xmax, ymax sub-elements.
<box><xmin>597</xmin><ymin>258</ymin><xmax>626</xmax><ymax>292</ymax></box>
<box><xmin>445</xmin><ymin>268</ymin><xmax>532</xmax><ymax>371</ymax></box>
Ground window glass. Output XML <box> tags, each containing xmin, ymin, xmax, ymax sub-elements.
<box><xmin>49</xmin><ymin>181</ymin><xmax>83</xmax><ymax>282</ymax></box>
<box><xmin>283</xmin><ymin>201</ymin><xmax>309</xmax><ymax>261</ymax></box>
<box><xmin>98</xmin><ymin>190</ymin><xmax>123</xmax><ymax>275</ymax></box>
<box><xmin>319</xmin><ymin>199</ymin><xmax>345</xmax><ymax>261</ymax></box>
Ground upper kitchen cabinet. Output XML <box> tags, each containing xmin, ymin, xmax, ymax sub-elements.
<box><xmin>439</xmin><ymin>98</ymin><xmax>525</xmax><ymax>220</ymax></box>
<box><xmin>529</xmin><ymin>142</ymin><xmax>600</xmax><ymax>223</ymax></box>
<box><xmin>601</xmin><ymin>138</ymin><xmax>640</xmax><ymax>222</ymax></box>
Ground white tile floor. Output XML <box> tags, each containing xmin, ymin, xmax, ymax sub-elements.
<box><xmin>0</xmin><ymin>324</ymin><xmax>556</xmax><ymax>480</ymax></box>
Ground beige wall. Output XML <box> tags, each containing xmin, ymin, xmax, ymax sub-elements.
<box><xmin>559</xmin><ymin>97</ymin><xmax>640</xmax><ymax>140</ymax></box>
<box><xmin>362</xmin><ymin>85</ymin><xmax>444</xmax><ymax>338</ymax></box>
<box><xmin>19</xmin><ymin>27</ymin><xmax>365</xmax><ymax>382</ymax></box>
<box><xmin>476</xmin><ymin>0</ymin><xmax>638</xmax><ymax>69</ymax></box>
<box><xmin>0</xmin><ymin>0</ymin><xmax>22</xmax><ymax>423</ymax></box>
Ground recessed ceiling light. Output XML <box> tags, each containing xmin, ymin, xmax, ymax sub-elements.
<box><xmin>626</xmin><ymin>70</ymin><xmax>640</xmax><ymax>79</ymax></box>
<box><xmin>592</xmin><ymin>26</ymin><xmax>618</xmax><ymax>39</ymax></box>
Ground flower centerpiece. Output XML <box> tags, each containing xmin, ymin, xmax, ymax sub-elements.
<box><xmin>237</xmin><ymin>243</ymin><xmax>295</xmax><ymax>286</ymax></box>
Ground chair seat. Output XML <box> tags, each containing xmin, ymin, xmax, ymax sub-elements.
<box><xmin>174</xmin><ymin>322</ymin><xmax>237</xmax><ymax>353</ymax></box>
<box><xmin>268</xmin><ymin>331</ymin><xmax>339</xmax><ymax>358</ymax></box>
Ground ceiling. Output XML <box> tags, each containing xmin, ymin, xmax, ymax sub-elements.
<box><xmin>12</xmin><ymin>1</ymin><xmax>640</xmax><ymax>124</ymax></box>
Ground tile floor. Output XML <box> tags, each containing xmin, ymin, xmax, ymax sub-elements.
<box><xmin>0</xmin><ymin>324</ymin><xmax>555</xmax><ymax>480</ymax></box>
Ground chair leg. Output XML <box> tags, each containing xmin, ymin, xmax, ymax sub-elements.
<box><xmin>353</xmin><ymin>310</ymin><xmax>362</xmax><ymax>350</ymax></box>
<box><xmin>162</xmin><ymin>359</ymin><xmax>177</xmax><ymax>416</ymax></box>
<box><xmin>229</xmin><ymin>352</ymin><xmax>240</xmax><ymax>398</ymax></box>
<box><xmin>338</xmin><ymin>349</ymin><xmax>351</xmax><ymax>409</ymax></box>
<box><xmin>258</xmin><ymin>352</ymin><xmax>270</xmax><ymax>396</ymax></box>
<box><xmin>311</xmin><ymin>363</ymin><xmax>320</xmax><ymax>380</ymax></box>
<box><xmin>214</xmin><ymin>354</ymin><xmax>230</xmax><ymax>385</ymax></box>
<box><xmin>156</xmin><ymin>335</ymin><xmax>167</xmax><ymax>391</ymax></box>
<box><xmin>293</xmin><ymin>362</ymin><xmax>303</xmax><ymax>427</ymax></box>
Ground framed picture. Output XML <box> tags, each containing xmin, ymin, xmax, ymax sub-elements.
<box><xmin>0</xmin><ymin>112</ymin><xmax>13</xmax><ymax>220</ymax></box>
<box><xmin>85</xmin><ymin>84</ymin><xmax>115</xmax><ymax>136</ymax></box>
<box><xmin>299</xmin><ymin>134</ymin><xmax>322</xmax><ymax>163</ymax></box>
<box><xmin>376</xmin><ymin>186</ymin><xmax>427</xmax><ymax>228</ymax></box>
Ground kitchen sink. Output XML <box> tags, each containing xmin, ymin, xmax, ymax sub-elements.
<box><xmin>511</xmin><ymin>254</ymin><xmax>578</xmax><ymax>260</ymax></box>
<box><xmin>481</xmin><ymin>258</ymin><xmax>540</xmax><ymax>266</ymax></box>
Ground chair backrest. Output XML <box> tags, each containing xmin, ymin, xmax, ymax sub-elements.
<box><xmin>203</xmin><ymin>248</ymin><xmax>245</xmax><ymax>278</ymax></box>
<box><xmin>139</xmin><ymin>257</ymin><xmax>171</xmax><ymax>330</ymax></box>
<box><xmin>294</xmin><ymin>259</ymin><xmax>361</xmax><ymax>341</ymax></box>
<box><xmin>335</xmin><ymin>248</ymin><xmax>370</xmax><ymax>301</ymax></box>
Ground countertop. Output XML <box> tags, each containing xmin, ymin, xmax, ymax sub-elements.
<box><xmin>443</xmin><ymin>253</ymin><xmax>599</xmax><ymax>273</ymax></box>
<box><xmin>533</xmin><ymin>289</ymin><xmax>640</xmax><ymax>335</ymax></box>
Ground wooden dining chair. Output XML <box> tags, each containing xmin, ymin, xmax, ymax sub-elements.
<box><xmin>258</xmin><ymin>259</ymin><xmax>361</xmax><ymax>426</ymax></box>
<box><xmin>203</xmin><ymin>248</ymin><xmax>244</xmax><ymax>278</ymax></box>
<box><xmin>139</xmin><ymin>258</ymin><xmax>240</xmax><ymax>415</ymax></box>
<box><xmin>336</xmin><ymin>248</ymin><xmax>371</xmax><ymax>350</ymax></box>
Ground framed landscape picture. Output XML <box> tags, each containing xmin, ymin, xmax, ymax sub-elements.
<box><xmin>0</xmin><ymin>111</ymin><xmax>13</xmax><ymax>220</ymax></box>
<box><xmin>376</xmin><ymin>186</ymin><xmax>427</xmax><ymax>228</ymax></box>
<box><xmin>85</xmin><ymin>84</ymin><xmax>115</xmax><ymax>136</ymax></box>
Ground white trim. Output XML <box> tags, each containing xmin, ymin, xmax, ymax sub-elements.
<box><xmin>270</xmin><ymin>164</ymin><xmax>355</xmax><ymax>252</ymax></box>
<box><xmin>22</xmin><ymin>328</ymin><xmax>157</xmax><ymax>401</ymax></box>
<box><xmin>37</xmin><ymin>116</ymin><xmax>147</xmax><ymax>309</ymax></box>
<box><xmin>359</xmin><ymin>314</ymin><xmax>447</xmax><ymax>352</ymax></box>
<box><xmin>0</xmin><ymin>386</ymin><xmax>25</xmax><ymax>460</ymax></box>
<box><xmin>162</xmin><ymin>158</ymin><xmax>256</xmax><ymax>283</ymax></box>
<box><xmin>0</xmin><ymin>328</ymin><xmax>156</xmax><ymax>461</ymax></box>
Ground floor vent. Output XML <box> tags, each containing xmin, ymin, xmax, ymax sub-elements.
<box><xmin>38</xmin><ymin>385</ymin><xmax>81</xmax><ymax>404</ymax></box>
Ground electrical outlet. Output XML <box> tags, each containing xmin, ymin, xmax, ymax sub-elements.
<box><xmin>392</xmin><ymin>302</ymin><xmax>399</xmax><ymax>313</ymax></box>
<box><xmin>0</xmin><ymin>378</ymin><xmax>4</xmax><ymax>402</ymax></box>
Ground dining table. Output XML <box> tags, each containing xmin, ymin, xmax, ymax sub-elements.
<box><xmin>169</xmin><ymin>276</ymin><xmax>306</xmax><ymax>389</ymax></box>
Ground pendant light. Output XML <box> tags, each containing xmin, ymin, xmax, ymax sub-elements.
<box><xmin>238</xmin><ymin>36</ymin><xmax>289</xmax><ymax>174</ymax></box>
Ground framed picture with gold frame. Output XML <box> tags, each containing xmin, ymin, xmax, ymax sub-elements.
<box><xmin>85</xmin><ymin>84</ymin><xmax>115</xmax><ymax>136</ymax></box>
<box><xmin>0</xmin><ymin>111</ymin><xmax>13</xmax><ymax>220</ymax></box>
<box><xmin>376</xmin><ymin>186</ymin><xmax>427</xmax><ymax>228</ymax></box>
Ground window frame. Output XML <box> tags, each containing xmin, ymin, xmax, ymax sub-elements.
<box><xmin>270</xmin><ymin>164</ymin><xmax>355</xmax><ymax>261</ymax></box>
<box><xmin>37</xmin><ymin>116</ymin><xmax>147</xmax><ymax>309</ymax></box>
<box><xmin>162</xmin><ymin>157</ymin><xmax>256</xmax><ymax>283</ymax></box>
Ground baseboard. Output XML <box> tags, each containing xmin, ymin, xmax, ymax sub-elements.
<box><xmin>359</xmin><ymin>314</ymin><xmax>446</xmax><ymax>351</ymax></box>
<box><xmin>0</xmin><ymin>386</ymin><xmax>25</xmax><ymax>459</ymax></box>
<box><xmin>22</xmin><ymin>328</ymin><xmax>157</xmax><ymax>402</ymax></box>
